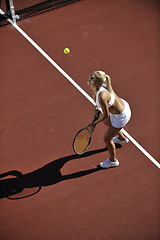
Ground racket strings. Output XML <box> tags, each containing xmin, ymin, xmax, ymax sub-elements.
<box><xmin>73</xmin><ymin>129</ymin><xmax>91</xmax><ymax>154</ymax></box>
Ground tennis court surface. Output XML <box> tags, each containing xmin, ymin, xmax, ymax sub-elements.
<box><xmin>0</xmin><ymin>0</ymin><xmax>160</xmax><ymax>239</ymax></box>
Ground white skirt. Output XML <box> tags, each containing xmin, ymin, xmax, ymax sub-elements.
<box><xmin>110</xmin><ymin>99</ymin><xmax>131</xmax><ymax>128</ymax></box>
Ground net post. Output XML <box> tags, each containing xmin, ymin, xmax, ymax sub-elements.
<box><xmin>9</xmin><ymin>0</ymin><xmax>16</xmax><ymax>23</ymax></box>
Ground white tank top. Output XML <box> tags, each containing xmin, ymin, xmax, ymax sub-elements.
<box><xmin>96</xmin><ymin>86</ymin><xmax>115</xmax><ymax>111</ymax></box>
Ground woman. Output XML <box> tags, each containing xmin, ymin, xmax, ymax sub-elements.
<box><xmin>88</xmin><ymin>71</ymin><xmax>131</xmax><ymax>168</ymax></box>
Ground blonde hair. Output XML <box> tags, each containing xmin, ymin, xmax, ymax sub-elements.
<box><xmin>93</xmin><ymin>71</ymin><xmax>115</xmax><ymax>94</ymax></box>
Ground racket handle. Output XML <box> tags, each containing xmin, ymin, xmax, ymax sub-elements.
<box><xmin>93</xmin><ymin>109</ymin><xmax>101</xmax><ymax>122</ymax></box>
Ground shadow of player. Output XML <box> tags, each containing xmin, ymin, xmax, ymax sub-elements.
<box><xmin>0</xmin><ymin>144</ymin><xmax>122</xmax><ymax>200</ymax></box>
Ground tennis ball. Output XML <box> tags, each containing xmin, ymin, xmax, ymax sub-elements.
<box><xmin>64</xmin><ymin>48</ymin><xmax>70</xmax><ymax>54</ymax></box>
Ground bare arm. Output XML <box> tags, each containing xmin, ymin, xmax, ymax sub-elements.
<box><xmin>89</xmin><ymin>91</ymin><xmax>109</xmax><ymax>129</ymax></box>
<box><xmin>92</xmin><ymin>90</ymin><xmax>101</xmax><ymax>120</ymax></box>
<box><xmin>93</xmin><ymin>91</ymin><xmax>109</xmax><ymax>124</ymax></box>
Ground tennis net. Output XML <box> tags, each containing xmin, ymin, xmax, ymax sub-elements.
<box><xmin>0</xmin><ymin>0</ymin><xmax>81</xmax><ymax>26</ymax></box>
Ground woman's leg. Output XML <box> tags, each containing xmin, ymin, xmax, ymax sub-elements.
<box><xmin>104</xmin><ymin>125</ymin><xmax>122</xmax><ymax>162</ymax></box>
<box><xmin>117</xmin><ymin>130</ymin><xmax>126</xmax><ymax>140</ymax></box>
<box><xmin>103</xmin><ymin>118</ymin><xmax>125</xmax><ymax>140</ymax></box>
<box><xmin>103</xmin><ymin>117</ymin><xmax>111</xmax><ymax>127</ymax></box>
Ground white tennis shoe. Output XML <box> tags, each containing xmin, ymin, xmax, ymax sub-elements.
<box><xmin>113</xmin><ymin>136</ymin><xmax>129</xmax><ymax>144</ymax></box>
<box><xmin>99</xmin><ymin>159</ymin><xmax>119</xmax><ymax>168</ymax></box>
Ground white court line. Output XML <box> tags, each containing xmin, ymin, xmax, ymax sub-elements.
<box><xmin>1</xmin><ymin>10</ymin><xmax>159</xmax><ymax>169</ymax></box>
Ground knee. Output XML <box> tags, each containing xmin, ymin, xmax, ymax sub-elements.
<box><xmin>103</xmin><ymin>118</ymin><xmax>110</xmax><ymax>127</ymax></box>
<box><xmin>103</xmin><ymin>119</ymin><xmax>108</xmax><ymax>126</ymax></box>
<box><xmin>104</xmin><ymin>135</ymin><xmax>112</xmax><ymax>144</ymax></box>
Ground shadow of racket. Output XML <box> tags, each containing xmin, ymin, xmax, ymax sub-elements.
<box><xmin>0</xmin><ymin>144</ymin><xmax>121</xmax><ymax>200</ymax></box>
<box><xmin>0</xmin><ymin>171</ymin><xmax>41</xmax><ymax>200</ymax></box>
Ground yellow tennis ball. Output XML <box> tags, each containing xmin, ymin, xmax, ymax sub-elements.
<box><xmin>64</xmin><ymin>48</ymin><xmax>70</xmax><ymax>54</ymax></box>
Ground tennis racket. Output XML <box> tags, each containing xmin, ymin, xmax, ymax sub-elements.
<box><xmin>73</xmin><ymin>110</ymin><xmax>101</xmax><ymax>155</ymax></box>
<box><xmin>73</xmin><ymin>124</ymin><xmax>93</xmax><ymax>155</ymax></box>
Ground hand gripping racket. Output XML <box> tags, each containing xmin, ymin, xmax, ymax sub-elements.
<box><xmin>73</xmin><ymin>110</ymin><xmax>101</xmax><ymax>155</ymax></box>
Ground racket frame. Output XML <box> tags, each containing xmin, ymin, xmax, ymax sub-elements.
<box><xmin>73</xmin><ymin>125</ymin><xmax>93</xmax><ymax>155</ymax></box>
<box><xmin>73</xmin><ymin>111</ymin><xmax>101</xmax><ymax>155</ymax></box>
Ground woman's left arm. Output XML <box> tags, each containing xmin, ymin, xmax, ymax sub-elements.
<box><xmin>90</xmin><ymin>91</ymin><xmax>109</xmax><ymax>128</ymax></box>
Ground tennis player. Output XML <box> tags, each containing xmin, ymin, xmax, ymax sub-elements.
<box><xmin>88</xmin><ymin>71</ymin><xmax>131</xmax><ymax>168</ymax></box>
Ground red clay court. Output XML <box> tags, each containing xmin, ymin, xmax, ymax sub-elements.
<box><xmin>0</xmin><ymin>0</ymin><xmax>160</xmax><ymax>240</ymax></box>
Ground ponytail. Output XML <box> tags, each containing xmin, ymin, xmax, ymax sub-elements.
<box><xmin>92</xmin><ymin>71</ymin><xmax>116</xmax><ymax>95</ymax></box>
<box><xmin>104</xmin><ymin>74</ymin><xmax>115</xmax><ymax>95</ymax></box>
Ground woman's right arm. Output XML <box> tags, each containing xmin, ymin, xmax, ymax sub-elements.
<box><xmin>92</xmin><ymin>91</ymin><xmax>101</xmax><ymax>121</ymax></box>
